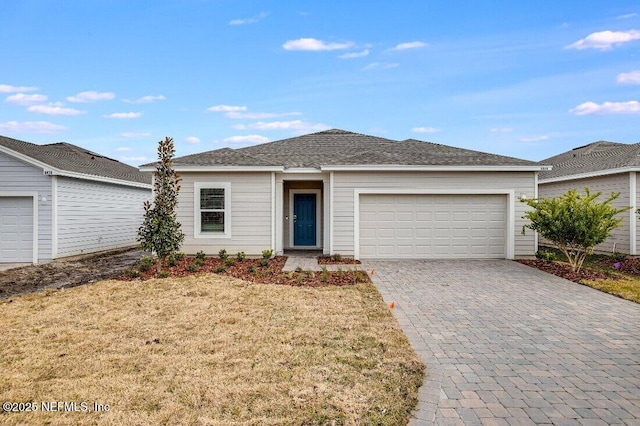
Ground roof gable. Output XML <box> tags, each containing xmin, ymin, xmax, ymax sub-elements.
<box><xmin>0</xmin><ymin>135</ymin><xmax>151</xmax><ymax>186</ymax></box>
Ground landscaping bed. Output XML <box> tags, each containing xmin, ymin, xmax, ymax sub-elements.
<box><xmin>516</xmin><ymin>259</ymin><xmax>617</xmax><ymax>284</ymax></box>
<box><xmin>120</xmin><ymin>255</ymin><xmax>370</xmax><ymax>287</ymax></box>
<box><xmin>317</xmin><ymin>255</ymin><xmax>361</xmax><ymax>265</ymax></box>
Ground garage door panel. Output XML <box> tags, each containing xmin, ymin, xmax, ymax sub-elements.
<box><xmin>359</xmin><ymin>194</ymin><xmax>506</xmax><ymax>259</ymax></box>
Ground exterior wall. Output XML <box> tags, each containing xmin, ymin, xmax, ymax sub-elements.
<box><xmin>56</xmin><ymin>177</ymin><xmax>151</xmax><ymax>258</ymax></box>
<box><xmin>0</xmin><ymin>151</ymin><xmax>52</xmax><ymax>262</ymax></box>
<box><xmin>539</xmin><ymin>173</ymin><xmax>631</xmax><ymax>254</ymax></box>
<box><xmin>178</xmin><ymin>172</ymin><xmax>272</xmax><ymax>256</ymax></box>
<box><xmin>332</xmin><ymin>171</ymin><xmax>536</xmax><ymax>257</ymax></box>
<box><xmin>283</xmin><ymin>181</ymin><xmax>323</xmax><ymax>249</ymax></box>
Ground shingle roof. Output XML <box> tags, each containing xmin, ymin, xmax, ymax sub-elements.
<box><xmin>0</xmin><ymin>135</ymin><xmax>151</xmax><ymax>185</ymax></box>
<box><xmin>539</xmin><ymin>141</ymin><xmax>640</xmax><ymax>180</ymax></box>
<box><xmin>161</xmin><ymin>129</ymin><xmax>538</xmax><ymax>168</ymax></box>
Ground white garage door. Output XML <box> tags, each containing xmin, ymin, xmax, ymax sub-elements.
<box><xmin>0</xmin><ymin>197</ymin><xmax>34</xmax><ymax>263</ymax></box>
<box><xmin>359</xmin><ymin>194</ymin><xmax>506</xmax><ymax>259</ymax></box>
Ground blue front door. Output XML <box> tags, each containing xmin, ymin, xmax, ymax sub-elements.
<box><xmin>294</xmin><ymin>194</ymin><xmax>316</xmax><ymax>246</ymax></box>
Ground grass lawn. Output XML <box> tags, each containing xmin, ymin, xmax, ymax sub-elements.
<box><xmin>0</xmin><ymin>274</ymin><xmax>424</xmax><ymax>425</ymax></box>
<box><xmin>581</xmin><ymin>278</ymin><xmax>640</xmax><ymax>303</ymax></box>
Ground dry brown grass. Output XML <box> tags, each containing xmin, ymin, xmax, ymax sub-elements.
<box><xmin>582</xmin><ymin>278</ymin><xmax>640</xmax><ymax>303</ymax></box>
<box><xmin>0</xmin><ymin>274</ymin><xmax>423</xmax><ymax>425</ymax></box>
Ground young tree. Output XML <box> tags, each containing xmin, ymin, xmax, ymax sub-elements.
<box><xmin>138</xmin><ymin>137</ymin><xmax>184</xmax><ymax>272</ymax></box>
<box><xmin>521</xmin><ymin>188</ymin><xmax>630</xmax><ymax>272</ymax></box>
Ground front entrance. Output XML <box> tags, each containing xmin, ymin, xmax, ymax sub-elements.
<box><xmin>293</xmin><ymin>193</ymin><xmax>317</xmax><ymax>246</ymax></box>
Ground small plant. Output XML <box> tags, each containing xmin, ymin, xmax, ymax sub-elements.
<box><xmin>295</xmin><ymin>273</ymin><xmax>304</xmax><ymax>284</ymax></box>
<box><xmin>337</xmin><ymin>266</ymin><xmax>344</xmax><ymax>277</ymax></box>
<box><xmin>187</xmin><ymin>263</ymin><xmax>198</xmax><ymax>273</ymax></box>
<box><xmin>225</xmin><ymin>258</ymin><xmax>236</xmax><ymax>267</ymax></box>
<box><xmin>262</xmin><ymin>249</ymin><xmax>273</xmax><ymax>260</ymax></box>
<box><xmin>259</xmin><ymin>258</ymin><xmax>269</xmax><ymax>267</ymax></box>
<box><xmin>535</xmin><ymin>249</ymin><xmax>557</xmax><ymax>262</ymax></box>
<box><xmin>139</xmin><ymin>255</ymin><xmax>155</xmax><ymax>272</ymax></box>
<box><xmin>196</xmin><ymin>251</ymin><xmax>206</xmax><ymax>261</ymax></box>
<box><xmin>236</xmin><ymin>251</ymin><xmax>246</xmax><ymax>261</ymax></box>
<box><xmin>331</xmin><ymin>253</ymin><xmax>342</xmax><ymax>262</ymax></box>
<box><xmin>353</xmin><ymin>271</ymin><xmax>369</xmax><ymax>283</ymax></box>
<box><xmin>218</xmin><ymin>249</ymin><xmax>229</xmax><ymax>261</ymax></box>
<box><xmin>304</xmin><ymin>269</ymin><xmax>313</xmax><ymax>277</ymax></box>
<box><xmin>295</xmin><ymin>266</ymin><xmax>303</xmax><ymax>273</ymax></box>
<box><xmin>247</xmin><ymin>264</ymin><xmax>257</xmax><ymax>274</ymax></box>
<box><xmin>124</xmin><ymin>268</ymin><xmax>140</xmax><ymax>279</ymax></box>
<box><xmin>158</xmin><ymin>271</ymin><xmax>170</xmax><ymax>279</ymax></box>
<box><xmin>215</xmin><ymin>266</ymin><xmax>227</xmax><ymax>273</ymax></box>
<box><xmin>321</xmin><ymin>266</ymin><xmax>329</xmax><ymax>283</ymax></box>
<box><xmin>193</xmin><ymin>258</ymin><xmax>204</xmax><ymax>267</ymax></box>
<box><xmin>612</xmin><ymin>251</ymin><xmax>627</xmax><ymax>262</ymax></box>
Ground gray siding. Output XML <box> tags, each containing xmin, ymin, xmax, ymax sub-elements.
<box><xmin>332</xmin><ymin>171</ymin><xmax>536</xmax><ymax>257</ymax></box>
<box><xmin>56</xmin><ymin>177</ymin><xmax>151</xmax><ymax>257</ymax></box>
<box><xmin>178</xmin><ymin>172</ymin><xmax>272</xmax><ymax>256</ymax></box>
<box><xmin>539</xmin><ymin>173</ymin><xmax>632</xmax><ymax>254</ymax></box>
<box><xmin>0</xmin><ymin>151</ymin><xmax>52</xmax><ymax>262</ymax></box>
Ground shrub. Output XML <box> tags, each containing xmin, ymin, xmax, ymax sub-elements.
<box><xmin>521</xmin><ymin>188</ymin><xmax>631</xmax><ymax>272</ymax></box>
<box><xmin>304</xmin><ymin>269</ymin><xmax>313</xmax><ymax>277</ymax></box>
<box><xmin>321</xmin><ymin>266</ymin><xmax>329</xmax><ymax>283</ymax></box>
<box><xmin>218</xmin><ymin>249</ymin><xmax>229</xmax><ymax>261</ymax></box>
<box><xmin>139</xmin><ymin>255</ymin><xmax>155</xmax><ymax>272</ymax></box>
<box><xmin>236</xmin><ymin>251</ymin><xmax>246</xmax><ymax>261</ymax></box>
<box><xmin>259</xmin><ymin>258</ymin><xmax>269</xmax><ymax>267</ymax></box>
<box><xmin>353</xmin><ymin>271</ymin><xmax>369</xmax><ymax>283</ymax></box>
<box><xmin>535</xmin><ymin>249</ymin><xmax>557</xmax><ymax>262</ymax></box>
<box><xmin>215</xmin><ymin>266</ymin><xmax>226</xmax><ymax>273</ymax></box>
<box><xmin>124</xmin><ymin>268</ymin><xmax>140</xmax><ymax>278</ymax></box>
<box><xmin>262</xmin><ymin>249</ymin><xmax>273</xmax><ymax>260</ymax></box>
<box><xmin>193</xmin><ymin>258</ymin><xmax>204</xmax><ymax>267</ymax></box>
<box><xmin>187</xmin><ymin>264</ymin><xmax>198</xmax><ymax>273</ymax></box>
<box><xmin>247</xmin><ymin>265</ymin><xmax>257</xmax><ymax>274</ymax></box>
<box><xmin>196</xmin><ymin>251</ymin><xmax>206</xmax><ymax>261</ymax></box>
<box><xmin>158</xmin><ymin>271</ymin><xmax>170</xmax><ymax>279</ymax></box>
<box><xmin>331</xmin><ymin>253</ymin><xmax>342</xmax><ymax>262</ymax></box>
<box><xmin>225</xmin><ymin>258</ymin><xmax>236</xmax><ymax>267</ymax></box>
<box><xmin>295</xmin><ymin>266</ymin><xmax>303</xmax><ymax>273</ymax></box>
<box><xmin>612</xmin><ymin>251</ymin><xmax>627</xmax><ymax>262</ymax></box>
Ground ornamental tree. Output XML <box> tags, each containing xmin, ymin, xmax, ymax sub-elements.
<box><xmin>138</xmin><ymin>137</ymin><xmax>184</xmax><ymax>272</ymax></box>
<box><xmin>521</xmin><ymin>188</ymin><xmax>630</xmax><ymax>272</ymax></box>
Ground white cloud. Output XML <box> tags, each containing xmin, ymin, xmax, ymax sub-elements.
<box><xmin>283</xmin><ymin>38</ymin><xmax>354</xmax><ymax>51</ymax></box>
<box><xmin>0</xmin><ymin>84</ymin><xmax>37</xmax><ymax>93</ymax></box>
<box><xmin>229</xmin><ymin>11</ymin><xmax>268</xmax><ymax>25</ymax></box>
<box><xmin>116</xmin><ymin>147</ymin><xmax>132</xmax><ymax>152</ymax></box>
<box><xmin>363</xmin><ymin>62</ymin><xmax>399</xmax><ymax>71</ymax></box>
<box><xmin>27</xmin><ymin>104</ymin><xmax>85</xmax><ymax>116</ymax></box>
<box><xmin>104</xmin><ymin>112</ymin><xmax>141</xmax><ymax>119</ymax></box>
<box><xmin>123</xmin><ymin>95</ymin><xmax>165</xmax><ymax>104</ymax></box>
<box><xmin>339</xmin><ymin>49</ymin><xmax>370</xmax><ymax>59</ymax></box>
<box><xmin>249</xmin><ymin>120</ymin><xmax>330</xmax><ymax>132</ymax></box>
<box><xmin>120</xmin><ymin>156</ymin><xmax>149</xmax><ymax>163</ymax></box>
<box><xmin>0</xmin><ymin>120</ymin><xmax>66</xmax><ymax>133</ymax></box>
<box><xmin>617</xmin><ymin>70</ymin><xmax>640</xmax><ymax>84</ymax></box>
<box><xmin>489</xmin><ymin>127</ymin><xmax>513</xmax><ymax>133</ymax></box>
<box><xmin>223</xmin><ymin>135</ymin><xmax>270</xmax><ymax>144</ymax></box>
<box><xmin>5</xmin><ymin>93</ymin><xmax>48</xmax><ymax>105</ymax></box>
<box><xmin>391</xmin><ymin>41</ymin><xmax>427</xmax><ymax>51</ymax></box>
<box><xmin>617</xmin><ymin>13</ymin><xmax>637</xmax><ymax>19</ymax></box>
<box><xmin>185</xmin><ymin>136</ymin><xmax>201</xmax><ymax>144</ymax></box>
<box><xmin>121</xmin><ymin>131</ymin><xmax>152</xmax><ymax>138</ymax></box>
<box><xmin>232</xmin><ymin>124</ymin><xmax>247</xmax><ymax>130</ymax></box>
<box><xmin>411</xmin><ymin>126</ymin><xmax>440</xmax><ymax>133</ymax></box>
<box><xmin>208</xmin><ymin>104</ymin><xmax>248</xmax><ymax>112</ymax></box>
<box><xmin>565</xmin><ymin>30</ymin><xmax>640</xmax><ymax>50</ymax></box>
<box><xmin>67</xmin><ymin>91</ymin><xmax>115</xmax><ymax>103</ymax></box>
<box><xmin>570</xmin><ymin>100</ymin><xmax>640</xmax><ymax>115</ymax></box>
<box><xmin>226</xmin><ymin>111</ymin><xmax>301</xmax><ymax>119</ymax></box>
<box><xmin>520</xmin><ymin>135</ymin><xmax>549</xmax><ymax>142</ymax></box>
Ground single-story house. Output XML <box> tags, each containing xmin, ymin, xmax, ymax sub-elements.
<box><xmin>0</xmin><ymin>135</ymin><xmax>152</xmax><ymax>264</ymax></box>
<box><xmin>539</xmin><ymin>141</ymin><xmax>640</xmax><ymax>255</ymax></box>
<box><xmin>141</xmin><ymin>129</ymin><xmax>546</xmax><ymax>260</ymax></box>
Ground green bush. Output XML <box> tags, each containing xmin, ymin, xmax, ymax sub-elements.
<box><xmin>193</xmin><ymin>258</ymin><xmax>204</xmax><ymax>267</ymax></box>
<box><xmin>236</xmin><ymin>251</ymin><xmax>246</xmax><ymax>261</ymax></box>
<box><xmin>139</xmin><ymin>255</ymin><xmax>155</xmax><ymax>272</ymax></box>
<box><xmin>196</xmin><ymin>251</ymin><xmax>206</xmax><ymax>261</ymax></box>
<box><xmin>259</xmin><ymin>258</ymin><xmax>269</xmax><ymax>267</ymax></box>
<box><xmin>225</xmin><ymin>258</ymin><xmax>236</xmax><ymax>267</ymax></box>
<box><xmin>331</xmin><ymin>253</ymin><xmax>342</xmax><ymax>262</ymax></box>
<box><xmin>321</xmin><ymin>266</ymin><xmax>329</xmax><ymax>283</ymax></box>
<box><xmin>535</xmin><ymin>249</ymin><xmax>557</xmax><ymax>262</ymax></box>
<box><xmin>247</xmin><ymin>265</ymin><xmax>256</xmax><ymax>274</ymax></box>
<box><xmin>218</xmin><ymin>249</ymin><xmax>229</xmax><ymax>261</ymax></box>
<box><xmin>187</xmin><ymin>263</ymin><xmax>198</xmax><ymax>273</ymax></box>
<box><xmin>124</xmin><ymin>268</ymin><xmax>140</xmax><ymax>278</ymax></box>
<box><xmin>612</xmin><ymin>251</ymin><xmax>627</xmax><ymax>262</ymax></box>
<box><xmin>262</xmin><ymin>249</ymin><xmax>273</xmax><ymax>260</ymax></box>
<box><xmin>215</xmin><ymin>266</ymin><xmax>226</xmax><ymax>273</ymax></box>
<box><xmin>158</xmin><ymin>271</ymin><xmax>170</xmax><ymax>279</ymax></box>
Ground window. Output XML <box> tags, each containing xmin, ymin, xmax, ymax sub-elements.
<box><xmin>194</xmin><ymin>182</ymin><xmax>231</xmax><ymax>238</ymax></box>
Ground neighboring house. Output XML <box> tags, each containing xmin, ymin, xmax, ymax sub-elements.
<box><xmin>140</xmin><ymin>129</ymin><xmax>546</xmax><ymax>260</ymax></box>
<box><xmin>539</xmin><ymin>141</ymin><xmax>640</xmax><ymax>255</ymax></box>
<box><xmin>0</xmin><ymin>135</ymin><xmax>152</xmax><ymax>264</ymax></box>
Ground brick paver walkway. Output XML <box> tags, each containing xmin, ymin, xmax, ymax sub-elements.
<box><xmin>365</xmin><ymin>260</ymin><xmax>640</xmax><ymax>425</ymax></box>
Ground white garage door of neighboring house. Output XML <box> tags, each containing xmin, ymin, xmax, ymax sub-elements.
<box><xmin>359</xmin><ymin>194</ymin><xmax>507</xmax><ymax>259</ymax></box>
<box><xmin>0</xmin><ymin>197</ymin><xmax>34</xmax><ymax>263</ymax></box>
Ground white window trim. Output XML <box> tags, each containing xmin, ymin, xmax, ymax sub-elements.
<box><xmin>194</xmin><ymin>182</ymin><xmax>231</xmax><ymax>239</ymax></box>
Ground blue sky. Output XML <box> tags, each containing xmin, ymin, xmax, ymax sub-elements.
<box><xmin>1</xmin><ymin>1</ymin><xmax>639</xmax><ymax>165</ymax></box>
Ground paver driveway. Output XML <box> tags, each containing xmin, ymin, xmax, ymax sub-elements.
<box><xmin>365</xmin><ymin>260</ymin><xmax>640</xmax><ymax>426</ymax></box>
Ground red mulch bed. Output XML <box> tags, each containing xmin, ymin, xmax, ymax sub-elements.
<box><xmin>317</xmin><ymin>256</ymin><xmax>361</xmax><ymax>265</ymax></box>
<box><xmin>596</xmin><ymin>257</ymin><xmax>640</xmax><ymax>277</ymax></box>
<box><xmin>516</xmin><ymin>259</ymin><xmax>617</xmax><ymax>283</ymax></box>
<box><xmin>117</xmin><ymin>256</ymin><xmax>370</xmax><ymax>287</ymax></box>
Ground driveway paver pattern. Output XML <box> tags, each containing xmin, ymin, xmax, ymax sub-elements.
<box><xmin>364</xmin><ymin>260</ymin><xmax>640</xmax><ymax>425</ymax></box>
